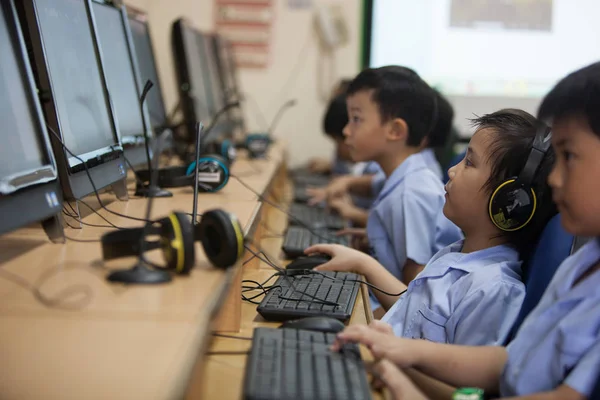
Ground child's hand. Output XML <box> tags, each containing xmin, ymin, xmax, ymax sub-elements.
<box><xmin>328</xmin><ymin>196</ymin><xmax>355</xmax><ymax>218</ymax></box>
<box><xmin>370</xmin><ymin>359</ymin><xmax>428</xmax><ymax>400</ymax></box>
<box><xmin>331</xmin><ymin>324</ymin><xmax>421</xmax><ymax>368</ymax></box>
<box><xmin>306</xmin><ymin>187</ymin><xmax>327</xmax><ymax>205</ymax></box>
<box><xmin>307</xmin><ymin>158</ymin><xmax>331</xmax><ymax>174</ymax></box>
<box><xmin>325</xmin><ymin>176</ymin><xmax>352</xmax><ymax>201</ymax></box>
<box><xmin>304</xmin><ymin>244</ymin><xmax>372</xmax><ymax>274</ymax></box>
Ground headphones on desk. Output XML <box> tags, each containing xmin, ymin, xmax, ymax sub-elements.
<box><xmin>137</xmin><ymin>152</ymin><xmax>231</xmax><ymax>193</ymax></box>
<box><xmin>488</xmin><ymin>125</ymin><xmax>552</xmax><ymax>232</ymax></box>
<box><xmin>101</xmin><ymin>209</ymin><xmax>245</xmax><ymax>273</ymax></box>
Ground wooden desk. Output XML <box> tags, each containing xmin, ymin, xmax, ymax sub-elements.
<box><xmin>198</xmin><ymin>176</ymin><xmax>381</xmax><ymax>399</ymax></box>
<box><xmin>0</xmin><ymin>144</ymin><xmax>286</xmax><ymax>400</ymax></box>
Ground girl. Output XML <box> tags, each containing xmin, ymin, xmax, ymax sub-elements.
<box><xmin>307</xmin><ymin>108</ymin><xmax>556</xmax><ymax>346</ymax></box>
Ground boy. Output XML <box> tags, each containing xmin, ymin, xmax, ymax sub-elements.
<box><xmin>342</xmin><ymin>66</ymin><xmax>461</xmax><ymax>285</ymax></box>
<box><xmin>334</xmin><ymin>62</ymin><xmax>600</xmax><ymax>399</ymax></box>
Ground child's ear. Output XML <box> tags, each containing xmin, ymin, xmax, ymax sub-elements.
<box><xmin>386</xmin><ymin>118</ymin><xmax>409</xmax><ymax>142</ymax></box>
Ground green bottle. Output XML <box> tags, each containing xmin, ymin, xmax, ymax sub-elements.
<box><xmin>452</xmin><ymin>387</ymin><xmax>484</xmax><ymax>400</ymax></box>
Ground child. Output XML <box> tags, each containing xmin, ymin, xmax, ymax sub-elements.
<box><xmin>308</xmin><ymin>109</ymin><xmax>556</xmax><ymax>346</ymax></box>
<box><xmin>332</xmin><ymin>62</ymin><xmax>600</xmax><ymax>399</ymax></box>
<box><xmin>337</xmin><ymin>66</ymin><xmax>462</xmax><ymax>287</ymax></box>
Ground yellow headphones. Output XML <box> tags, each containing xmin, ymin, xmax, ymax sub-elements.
<box><xmin>488</xmin><ymin>126</ymin><xmax>552</xmax><ymax>232</ymax></box>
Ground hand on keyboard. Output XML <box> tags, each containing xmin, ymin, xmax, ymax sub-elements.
<box><xmin>332</xmin><ymin>323</ymin><xmax>423</xmax><ymax>369</ymax></box>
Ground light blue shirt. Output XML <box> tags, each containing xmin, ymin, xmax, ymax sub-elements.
<box><xmin>367</xmin><ymin>153</ymin><xmax>462</xmax><ymax>281</ymax></box>
<box><xmin>381</xmin><ymin>241</ymin><xmax>524</xmax><ymax>345</ymax></box>
<box><xmin>371</xmin><ymin>149</ymin><xmax>443</xmax><ymax>196</ymax></box>
<box><xmin>352</xmin><ymin>162</ymin><xmax>382</xmax><ymax>210</ymax></box>
<box><xmin>500</xmin><ymin>238</ymin><xmax>600</xmax><ymax>397</ymax></box>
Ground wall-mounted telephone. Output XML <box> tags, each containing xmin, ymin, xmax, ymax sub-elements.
<box><xmin>315</xmin><ymin>4</ymin><xmax>348</xmax><ymax>50</ymax></box>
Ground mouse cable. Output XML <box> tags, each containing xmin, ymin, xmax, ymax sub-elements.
<box><xmin>45</xmin><ymin>124</ymin><xmax>154</xmax><ymax>224</ymax></box>
<box><xmin>64</xmin><ymin>235</ymin><xmax>101</xmax><ymax>243</ymax></box>
<box><xmin>310</xmin><ymin>270</ymin><xmax>408</xmax><ymax>297</ymax></box>
<box><xmin>0</xmin><ymin>264</ymin><xmax>93</xmax><ymax>311</ymax></box>
<box><xmin>231</xmin><ymin>174</ymin><xmax>342</xmax><ymax>244</ymax></box>
<box><xmin>243</xmin><ymin>243</ymin><xmax>339</xmax><ymax>307</ymax></box>
<box><xmin>212</xmin><ymin>333</ymin><xmax>253</xmax><ymax>341</ymax></box>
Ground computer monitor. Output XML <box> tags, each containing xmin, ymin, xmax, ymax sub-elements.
<box><xmin>0</xmin><ymin>0</ymin><xmax>63</xmax><ymax>241</ymax></box>
<box><xmin>199</xmin><ymin>33</ymin><xmax>226</xmax><ymax>115</ymax></box>
<box><xmin>127</xmin><ymin>12</ymin><xmax>168</xmax><ymax>131</ymax></box>
<box><xmin>18</xmin><ymin>0</ymin><xmax>128</xmax><ymax>201</ymax></box>
<box><xmin>172</xmin><ymin>19</ymin><xmax>213</xmax><ymax>144</ymax></box>
<box><xmin>211</xmin><ymin>34</ymin><xmax>245</xmax><ymax>134</ymax></box>
<box><xmin>91</xmin><ymin>0</ymin><xmax>150</xmax><ymax>167</ymax></box>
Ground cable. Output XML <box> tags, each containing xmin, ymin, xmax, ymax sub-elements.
<box><xmin>75</xmin><ymin>198</ymin><xmax>129</xmax><ymax>230</ymax></box>
<box><xmin>231</xmin><ymin>174</ymin><xmax>340</xmax><ymax>244</ymax></box>
<box><xmin>64</xmin><ymin>235</ymin><xmax>101</xmax><ymax>243</ymax></box>
<box><xmin>309</xmin><ymin>270</ymin><xmax>408</xmax><ymax>297</ymax></box>
<box><xmin>62</xmin><ymin>209</ymin><xmax>120</xmax><ymax>230</ymax></box>
<box><xmin>117</xmin><ymin>146</ymin><xmax>146</xmax><ymax>189</ymax></box>
<box><xmin>212</xmin><ymin>333</ymin><xmax>252</xmax><ymax>341</ymax></box>
<box><xmin>243</xmin><ymin>243</ymin><xmax>339</xmax><ymax>307</ymax></box>
<box><xmin>0</xmin><ymin>266</ymin><xmax>93</xmax><ymax>311</ymax></box>
<box><xmin>45</xmin><ymin>124</ymin><xmax>154</xmax><ymax>224</ymax></box>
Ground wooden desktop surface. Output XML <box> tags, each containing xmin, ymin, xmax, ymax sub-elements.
<box><xmin>0</xmin><ymin>142</ymin><xmax>378</xmax><ymax>399</ymax></box>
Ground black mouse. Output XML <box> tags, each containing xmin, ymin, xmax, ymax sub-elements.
<box><xmin>286</xmin><ymin>253</ymin><xmax>331</xmax><ymax>270</ymax></box>
<box><xmin>279</xmin><ymin>317</ymin><xmax>345</xmax><ymax>334</ymax></box>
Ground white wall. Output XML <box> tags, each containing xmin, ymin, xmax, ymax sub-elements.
<box><xmin>124</xmin><ymin>0</ymin><xmax>362</xmax><ymax>167</ymax></box>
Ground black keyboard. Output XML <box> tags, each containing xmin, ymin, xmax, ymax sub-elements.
<box><xmin>289</xmin><ymin>203</ymin><xmax>345</xmax><ymax>230</ymax></box>
<box><xmin>243</xmin><ymin>327</ymin><xmax>372</xmax><ymax>400</ymax></box>
<box><xmin>282</xmin><ymin>226</ymin><xmax>349</xmax><ymax>259</ymax></box>
<box><xmin>257</xmin><ymin>271</ymin><xmax>360</xmax><ymax>321</ymax></box>
<box><xmin>292</xmin><ymin>174</ymin><xmax>331</xmax><ymax>188</ymax></box>
<box><xmin>293</xmin><ymin>186</ymin><xmax>311</xmax><ymax>203</ymax></box>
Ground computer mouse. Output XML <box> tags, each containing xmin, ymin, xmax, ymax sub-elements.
<box><xmin>285</xmin><ymin>253</ymin><xmax>332</xmax><ymax>270</ymax></box>
<box><xmin>279</xmin><ymin>317</ymin><xmax>345</xmax><ymax>334</ymax></box>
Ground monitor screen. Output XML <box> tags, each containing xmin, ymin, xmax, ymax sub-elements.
<box><xmin>128</xmin><ymin>16</ymin><xmax>167</xmax><ymax>129</ymax></box>
<box><xmin>35</xmin><ymin>0</ymin><xmax>117</xmax><ymax>156</ymax></box>
<box><xmin>201</xmin><ymin>34</ymin><xmax>226</xmax><ymax>112</ymax></box>
<box><xmin>181</xmin><ymin>24</ymin><xmax>212</xmax><ymax>122</ymax></box>
<box><xmin>92</xmin><ymin>2</ymin><xmax>145</xmax><ymax>139</ymax></box>
<box><xmin>368</xmin><ymin>0</ymin><xmax>600</xmax><ymax>98</ymax></box>
<box><xmin>0</xmin><ymin>3</ymin><xmax>52</xmax><ymax>190</ymax></box>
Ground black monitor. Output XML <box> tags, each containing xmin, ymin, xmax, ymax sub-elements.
<box><xmin>91</xmin><ymin>0</ymin><xmax>150</xmax><ymax>167</ymax></box>
<box><xmin>127</xmin><ymin>12</ymin><xmax>168</xmax><ymax>131</ymax></box>
<box><xmin>18</xmin><ymin>0</ymin><xmax>128</xmax><ymax>201</ymax></box>
<box><xmin>199</xmin><ymin>33</ymin><xmax>226</xmax><ymax>115</ymax></box>
<box><xmin>0</xmin><ymin>0</ymin><xmax>63</xmax><ymax>241</ymax></box>
<box><xmin>172</xmin><ymin>19</ymin><xmax>212</xmax><ymax>144</ymax></box>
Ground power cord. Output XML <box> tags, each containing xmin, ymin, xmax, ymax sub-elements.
<box><xmin>45</xmin><ymin>124</ymin><xmax>155</xmax><ymax>224</ymax></box>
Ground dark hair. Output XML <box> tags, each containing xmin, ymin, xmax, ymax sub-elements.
<box><xmin>427</xmin><ymin>90</ymin><xmax>454</xmax><ymax>148</ymax></box>
<box><xmin>346</xmin><ymin>66</ymin><xmax>435</xmax><ymax>147</ymax></box>
<box><xmin>322</xmin><ymin>93</ymin><xmax>348</xmax><ymax>139</ymax></box>
<box><xmin>471</xmin><ymin>109</ymin><xmax>557</xmax><ymax>259</ymax></box>
<box><xmin>538</xmin><ymin>62</ymin><xmax>600</xmax><ymax>138</ymax></box>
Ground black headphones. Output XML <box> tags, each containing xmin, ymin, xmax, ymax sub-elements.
<box><xmin>101</xmin><ymin>209</ymin><xmax>245</xmax><ymax>273</ymax></box>
<box><xmin>488</xmin><ymin>125</ymin><xmax>552</xmax><ymax>232</ymax></box>
<box><xmin>204</xmin><ymin>138</ymin><xmax>237</xmax><ymax>164</ymax></box>
<box><xmin>137</xmin><ymin>152</ymin><xmax>231</xmax><ymax>193</ymax></box>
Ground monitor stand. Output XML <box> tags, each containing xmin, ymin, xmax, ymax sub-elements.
<box><xmin>111</xmin><ymin>178</ymin><xmax>129</xmax><ymax>201</ymax></box>
<box><xmin>41</xmin><ymin>215</ymin><xmax>65</xmax><ymax>244</ymax></box>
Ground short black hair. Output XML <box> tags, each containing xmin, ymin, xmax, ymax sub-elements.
<box><xmin>428</xmin><ymin>90</ymin><xmax>454</xmax><ymax>148</ymax></box>
<box><xmin>538</xmin><ymin>62</ymin><xmax>600</xmax><ymax>138</ymax></box>
<box><xmin>322</xmin><ymin>93</ymin><xmax>348</xmax><ymax>140</ymax></box>
<box><xmin>346</xmin><ymin>66</ymin><xmax>436</xmax><ymax>147</ymax></box>
<box><xmin>471</xmin><ymin>109</ymin><xmax>557</xmax><ymax>259</ymax></box>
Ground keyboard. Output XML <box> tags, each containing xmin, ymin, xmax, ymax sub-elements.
<box><xmin>243</xmin><ymin>327</ymin><xmax>372</xmax><ymax>400</ymax></box>
<box><xmin>293</xmin><ymin>186</ymin><xmax>311</xmax><ymax>203</ymax></box>
<box><xmin>257</xmin><ymin>271</ymin><xmax>360</xmax><ymax>321</ymax></box>
<box><xmin>292</xmin><ymin>173</ymin><xmax>331</xmax><ymax>188</ymax></box>
<box><xmin>282</xmin><ymin>226</ymin><xmax>349</xmax><ymax>259</ymax></box>
<box><xmin>289</xmin><ymin>203</ymin><xmax>345</xmax><ymax>230</ymax></box>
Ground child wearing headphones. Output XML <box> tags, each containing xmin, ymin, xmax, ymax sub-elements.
<box><xmin>331</xmin><ymin>62</ymin><xmax>600</xmax><ymax>399</ymax></box>
<box><xmin>308</xmin><ymin>108</ymin><xmax>556</xmax><ymax>346</ymax></box>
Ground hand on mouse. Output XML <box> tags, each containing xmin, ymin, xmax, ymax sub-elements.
<box><xmin>304</xmin><ymin>244</ymin><xmax>375</xmax><ymax>274</ymax></box>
